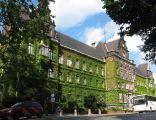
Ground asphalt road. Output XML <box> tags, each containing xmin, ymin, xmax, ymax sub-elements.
<box><xmin>27</xmin><ymin>112</ymin><xmax>156</xmax><ymax>120</ymax></box>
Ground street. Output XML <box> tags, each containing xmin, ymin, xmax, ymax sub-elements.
<box><xmin>28</xmin><ymin>112</ymin><xmax>156</xmax><ymax>120</ymax></box>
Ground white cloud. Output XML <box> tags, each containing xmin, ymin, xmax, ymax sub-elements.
<box><xmin>84</xmin><ymin>27</ymin><xmax>105</xmax><ymax>45</ymax></box>
<box><xmin>83</xmin><ymin>20</ymin><xmax>119</xmax><ymax>46</ymax></box>
<box><xmin>103</xmin><ymin>20</ymin><xmax>119</xmax><ymax>39</ymax></box>
<box><xmin>107</xmin><ymin>32</ymin><xmax>144</xmax><ymax>53</ymax></box>
<box><xmin>125</xmin><ymin>35</ymin><xmax>143</xmax><ymax>53</ymax></box>
<box><xmin>83</xmin><ymin>20</ymin><xmax>143</xmax><ymax>53</ymax></box>
<box><xmin>138</xmin><ymin>52</ymin><xmax>147</xmax><ymax>63</ymax></box>
<box><xmin>49</xmin><ymin>0</ymin><xmax>104</xmax><ymax>30</ymax></box>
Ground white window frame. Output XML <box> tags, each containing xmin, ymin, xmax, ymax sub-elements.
<box><xmin>48</xmin><ymin>49</ymin><xmax>53</xmax><ymax>60</ymax></box>
<box><xmin>67</xmin><ymin>56</ymin><xmax>72</xmax><ymax>67</ymax></box>
<box><xmin>59</xmin><ymin>72</ymin><xmax>62</xmax><ymax>80</ymax></box>
<box><xmin>82</xmin><ymin>62</ymin><xmax>87</xmax><ymax>71</ymax></box>
<box><xmin>101</xmin><ymin>68</ymin><xmax>104</xmax><ymax>76</ymax></box>
<box><xmin>48</xmin><ymin>68</ymin><xmax>53</xmax><ymax>78</ymax></box>
<box><xmin>84</xmin><ymin>78</ymin><xmax>87</xmax><ymax>85</ymax></box>
<box><xmin>96</xmin><ymin>65</ymin><xmax>99</xmax><ymax>74</ymax></box>
<box><xmin>59</xmin><ymin>55</ymin><xmax>63</xmax><ymax>64</ymax></box>
<box><xmin>75</xmin><ymin>75</ymin><xmax>80</xmax><ymax>83</ymax></box>
<box><xmin>67</xmin><ymin>74</ymin><xmax>71</xmax><ymax>82</ymax></box>
<box><xmin>28</xmin><ymin>43</ymin><xmax>33</xmax><ymax>54</ymax></box>
<box><xmin>75</xmin><ymin>60</ymin><xmax>79</xmax><ymax>69</ymax></box>
<box><xmin>40</xmin><ymin>46</ymin><xmax>48</xmax><ymax>56</ymax></box>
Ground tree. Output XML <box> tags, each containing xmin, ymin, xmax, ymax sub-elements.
<box><xmin>0</xmin><ymin>0</ymin><xmax>55</xmax><ymax>103</ymax></box>
<box><xmin>102</xmin><ymin>0</ymin><xmax>156</xmax><ymax>63</ymax></box>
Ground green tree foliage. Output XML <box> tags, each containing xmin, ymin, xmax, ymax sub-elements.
<box><xmin>0</xmin><ymin>0</ymin><xmax>54</xmax><ymax>104</ymax></box>
<box><xmin>84</xmin><ymin>95</ymin><xmax>97</xmax><ymax>110</ymax></box>
<box><xmin>102</xmin><ymin>0</ymin><xmax>156</xmax><ymax>63</ymax></box>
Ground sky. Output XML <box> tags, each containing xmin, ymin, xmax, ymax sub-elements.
<box><xmin>49</xmin><ymin>0</ymin><xmax>156</xmax><ymax>81</ymax></box>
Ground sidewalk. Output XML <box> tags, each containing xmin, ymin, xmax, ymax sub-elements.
<box><xmin>47</xmin><ymin>111</ymin><xmax>136</xmax><ymax>118</ymax></box>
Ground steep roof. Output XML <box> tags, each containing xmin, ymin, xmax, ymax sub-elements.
<box><xmin>106</xmin><ymin>39</ymin><xmax>120</xmax><ymax>52</ymax></box>
<box><xmin>57</xmin><ymin>32</ymin><xmax>102</xmax><ymax>60</ymax></box>
<box><xmin>95</xmin><ymin>39</ymin><xmax>121</xmax><ymax>58</ymax></box>
<box><xmin>96</xmin><ymin>42</ymin><xmax>108</xmax><ymax>58</ymax></box>
<box><xmin>136</xmin><ymin>63</ymin><xmax>150</xmax><ymax>77</ymax></box>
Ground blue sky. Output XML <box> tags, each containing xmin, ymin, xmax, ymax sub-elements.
<box><xmin>50</xmin><ymin>0</ymin><xmax>156</xmax><ymax>80</ymax></box>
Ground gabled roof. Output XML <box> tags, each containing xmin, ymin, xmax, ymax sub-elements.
<box><xmin>136</xmin><ymin>63</ymin><xmax>150</xmax><ymax>77</ymax></box>
<box><xmin>96</xmin><ymin>42</ymin><xmax>108</xmax><ymax>58</ymax></box>
<box><xmin>106</xmin><ymin>39</ymin><xmax>120</xmax><ymax>52</ymax></box>
<box><xmin>57</xmin><ymin>32</ymin><xmax>102</xmax><ymax>60</ymax></box>
<box><xmin>95</xmin><ymin>39</ymin><xmax>121</xmax><ymax>58</ymax></box>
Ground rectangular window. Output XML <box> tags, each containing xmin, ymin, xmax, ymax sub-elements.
<box><xmin>48</xmin><ymin>49</ymin><xmax>53</xmax><ymax>60</ymax></box>
<box><xmin>59</xmin><ymin>55</ymin><xmax>63</xmax><ymax>64</ymax></box>
<box><xmin>102</xmin><ymin>81</ymin><xmax>105</xmax><ymax>88</ymax></box>
<box><xmin>48</xmin><ymin>69</ymin><xmax>53</xmax><ymax>78</ymax></box>
<box><xmin>59</xmin><ymin>72</ymin><xmax>62</xmax><ymax>80</ymax></box>
<box><xmin>82</xmin><ymin>62</ymin><xmax>87</xmax><ymax>71</ymax></box>
<box><xmin>96</xmin><ymin>80</ymin><xmax>99</xmax><ymax>88</ymax></box>
<box><xmin>84</xmin><ymin>78</ymin><xmax>87</xmax><ymax>85</ymax></box>
<box><xmin>75</xmin><ymin>60</ymin><xmax>79</xmax><ymax>69</ymax></box>
<box><xmin>67</xmin><ymin>74</ymin><xmax>71</xmax><ymax>82</ymax></box>
<box><xmin>28</xmin><ymin>43</ymin><xmax>33</xmax><ymax>54</ymax></box>
<box><xmin>119</xmin><ymin>93</ymin><xmax>123</xmax><ymax>103</ymax></box>
<box><xmin>101</xmin><ymin>67</ymin><xmax>104</xmax><ymax>76</ymax></box>
<box><xmin>67</xmin><ymin>56</ymin><xmax>72</xmax><ymax>67</ymax></box>
<box><xmin>40</xmin><ymin>46</ymin><xmax>48</xmax><ymax>56</ymax></box>
<box><xmin>96</xmin><ymin>65</ymin><xmax>99</xmax><ymax>74</ymax></box>
<box><xmin>75</xmin><ymin>75</ymin><xmax>80</xmax><ymax>83</ymax></box>
<box><xmin>122</xmin><ymin>83</ymin><xmax>125</xmax><ymax>89</ymax></box>
<box><xmin>89</xmin><ymin>67</ymin><xmax>93</xmax><ymax>73</ymax></box>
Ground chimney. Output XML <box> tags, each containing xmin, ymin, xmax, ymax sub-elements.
<box><xmin>91</xmin><ymin>42</ymin><xmax>96</xmax><ymax>47</ymax></box>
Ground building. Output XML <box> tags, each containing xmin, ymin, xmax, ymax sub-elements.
<box><xmin>1</xmin><ymin>22</ymin><xmax>155</xmax><ymax>112</ymax></box>
<box><xmin>54</xmin><ymin>22</ymin><xmax>155</xmax><ymax>110</ymax></box>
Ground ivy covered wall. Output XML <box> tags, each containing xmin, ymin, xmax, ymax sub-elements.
<box><xmin>135</xmin><ymin>75</ymin><xmax>155</xmax><ymax>96</ymax></box>
<box><xmin>58</xmin><ymin>46</ymin><xmax>106</xmax><ymax>111</ymax></box>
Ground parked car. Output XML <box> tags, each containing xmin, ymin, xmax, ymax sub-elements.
<box><xmin>0</xmin><ymin>101</ymin><xmax>43</xmax><ymax>120</ymax></box>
